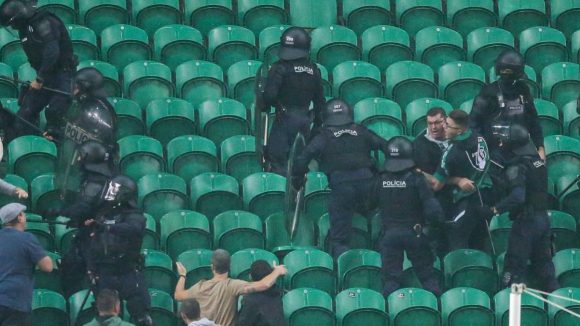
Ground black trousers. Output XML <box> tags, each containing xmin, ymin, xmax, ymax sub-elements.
<box><xmin>0</xmin><ymin>306</ymin><xmax>30</xmax><ymax>326</ymax></box>
<box><xmin>97</xmin><ymin>269</ymin><xmax>151</xmax><ymax>318</ymax></box>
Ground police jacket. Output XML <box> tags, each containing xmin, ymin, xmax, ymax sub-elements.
<box><xmin>469</xmin><ymin>80</ymin><xmax>543</xmax><ymax>150</ymax></box>
<box><xmin>263</xmin><ymin>58</ymin><xmax>326</xmax><ymax>126</ymax></box>
<box><xmin>17</xmin><ymin>11</ymin><xmax>74</xmax><ymax>82</ymax></box>
<box><xmin>293</xmin><ymin>122</ymin><xmax>388</xmax><ymax>184</ymax></box>
<box><xmin>375</xmin><ymin>169</ymin><xmax>443</xmax><ymax>228</ymax></box>
<box><xmin>235</xmin><ymin>285</ymin><xmax>287</xmax><ymax>326</ymax></box>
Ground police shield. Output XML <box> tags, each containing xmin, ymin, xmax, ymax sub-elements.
<box><xmin>254</xmin><ymin>63</ymin><xmax>271</xmax><ymax>169</ymax></box>
<box><xmin>285</xmin><ymin>133</ymin><xmax>306</xmax><ymax>242</ymax></box>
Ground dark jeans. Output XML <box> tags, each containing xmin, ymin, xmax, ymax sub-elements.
<box><xmin>0</xmin><ymin>306</ymin><xmax>30</xmax><ymax>326</ymax></box>
<box><xmin>446</xmin><ymin>193</ymin><xmax>489</xmax><ymax>253</ymax></box>
<box><xmin>265</xmin><ymin>112</ymin><xmax>311</xmax><ymax>176</ymax></box>
<box><xmin>97</xmin><ymin>269</ymin><xmax>151</xmax><ymax>317</ymax></box>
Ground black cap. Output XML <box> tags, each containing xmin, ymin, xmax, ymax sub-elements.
<box><xmin>384</xmin><ymin>136</ymin><xmax>415</xmax><ymax>172</ymax></box>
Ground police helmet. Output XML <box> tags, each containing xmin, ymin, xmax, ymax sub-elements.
<box><xmin>78</xmin><ymin>140</ymin><xmax>112</xmax><ymax>176</ymax></box>
<box><xmin>494</xmin><ymin>49</ymin><xmax>525</xmax><ymax>82</ymax></box>
<box><xmin>383</xmin><ymin>136</ymin><xmax>415</xmax><ymax>172</ymax></box>
<box><xmin>75</xmin><ymin>67</ymin><xmax>105</xmax><ymax>97</ymax></box>
<box><xmin>492</xmin><ymin>123</ymin><xmax>537</xmax><ymax>156</ymax></box>
<box><xmin>278</xmin><ymin>27</ymin><xmax>311</xmax><ymax>60</ymax></box>
<box><xmin>0</xmin><ymin>0</ymin><xmax>33</xmax><ymax>28</ymax></box>
<box><xmin>102</xmin><ymin>174</ymin><xmax>138</xmax><ymax>208</ymax></box>
<box><xmin>323</xmin><ymin>98</ymin><xmax>353</xmax><ymax>126</ymax></box>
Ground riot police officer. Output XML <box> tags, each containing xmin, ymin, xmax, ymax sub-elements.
<box><xmin>292</xmin><ymin>98</ymin><xmax>388</xmax><ymax>260</ymax></box>
<box><xmin>469</xmin><ymin>49</ymin><xmax>545</xmax><ymax>161</ymax></box>
<box><xmin>479</xmin><ymin>124</ymin><xmax>559</xmax><ymax>292</ymax></box>
<box><xmin>0</xmin><ymin>0</ymin><xmax>76</xmax><ymax>144</ymax></box>
<box><xmin>376</xmin><ymin>137</ymin><xmax>444</xmax><ymax>298</ymax></box>
<box><xmin>86</xmin><ymin>174</ymin><xmax>154</xmax><ymax>326</ymax></box>
<box><xmin>262</xmin><ymin>26</ymin><xmax>326</xmax><ymax>175</ymax></box>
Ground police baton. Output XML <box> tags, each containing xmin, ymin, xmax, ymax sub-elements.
<box><xmin>0</xmin><ymin>105</ymin><xmax>60</xmax><ymax>143</ymax></box>
<box><xmin>476</xmin><ymin>187</ymin><xmax>496</xmax><ymax>257</ymax></box>
<box><xmin>556</xmin><ymin>174</ymin><xmax>580</xmax><ymax>200</ymax></box>
<box><xmin>0</xmin><ymin>75</ymin><xmax>72</xmax><ymax>97</ymax></box>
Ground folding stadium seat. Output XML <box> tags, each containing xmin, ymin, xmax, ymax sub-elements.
<box><xmin>34</xmin><ymin>252</ymin><xmax>63</xmax><ymax>295</ymax></box>
<box><xmin>494</xmin><ymin>287</ymin><xmax>548</xmax><ymax>326</ymax></box>
<box><xmin>207</xmin><ymin>25</ymin><xmax>258</xmax><ymax>71</ymax></box>
<box><xmin>520</xmin><ymin>27</ymin><xmax>569</xmax><ymax>75</ymax></box>
<box><xmin>17</xmin><ymin>62</ymin><xmax>36</xmax><ymax>83</ymax></box>
<box><xmin>337</xmin><ymin>249</ymin><xmax>382</xmax><ymax>293</ymax></box>
<box><xmin>30</xmin><ymin>173</ymin><xmax>67</xmax><ymax>218</ymax></box>
<box><xmin>26</xmin><ymin>213</ymin><xmax>55</xmax><ymax>252</ymax></box>
<box><xmin>177</xmin><ymin>249</ymin><xmax>213</xmax><ymax>288</ymax></box>
<box><xmin>213</xmin><ymin>210</ymin><xmax>264</xmax><ymax>254</ymax></box>
<box><xmin>69</xmin><ymin>290</ymin><xmax>96</xmax><ymax>326</ymax></box>
<box><xmin>0</xmin><ymin>27</ymin><xmax>27</xmax><ymax>71</ymax></box>
<box><xmin>264</xmin><ymin>211</ymin><xmax>316</xmax><ymax>260</ymax></box>
<box><xmin>387</xmin><ymin>287</ymin><xmax>441</xmax><ymax>325</ymax></box>
<box><xmin>487</xmin><ymin>213</ymin><xmax>513</xmax><ymax>257</ymax></box>
<box><xmin>547</xmin><ymin>178</ymin><xmax>559</xmax><ymax>211</ymax></box>
<box><xmin>185</xmin><ymin>0</ymin><xmax>236</xmax><ymax>36</ymax></box>
<box><xmin>259</xmin><ymin>25</ymin><xmax>291</xmax><ymax>66</ymax></box>
<box><xmin>101</xmin><ymin>24</ymin><xmax>151</xmax><ymax>72</ymax></box>
<box><xmin>551</xmin><ymin>0</ymin><xmax>580</xmax><ymax>40</ymax></box>
<box><xmin>361</xmin><ymin>25</ymin><xmax>413</xmax><ymax>72</ymax></box>
<box><xmin>557</xmin><ymin>174</ymin><xmax>580</xmax><ymax>222</ymax></box>
<box><xmin>148</xmin><ymin>290</ymin><xmax>178</xmax><ymax>326</ymax></box>
<box><xmin>415</xmin><ymin>26</ymin><xmax>466</xmax><ymax>73</ymax></box>
<box><xmin>54</xmin><ymin>216</ymin><xmax>77</xmax><ymax>254</ymax></box>
<box><xmin>0</xmin><ymin>63</ymin><xmax>17</xmax><ymax>99</ymax></box>
<box><xmin>563</xmin><ymin>99</ymin><xmax>580</xmax><ymax>140</ymax></box>
<box><xmin>310</xmin><ymin>25</ymin><xmax>360</xmax><ymax>72</ymax></box>
<box><xmin>288</xmin><ymin>0</ymin><xmax>337</xmax><ymax>29</ymax></box>
<box><xmin>190</xmin><ymin>172</ymin><xmax>243</xmax><ymax>222</ymax></box>
<box><xmin>66</xmin><ymin>24</ymin><xmax>99</xmax><ymax>62</ymax></box>
<box><xmin>160</xmin><ymin>210</ymin><xmax>212</xmax><ymax>259</ymax></box>
<box><xmin>335</xmin><ymin>288</ymin><xmax>389</xmax><ymax>326</ymax></box>
<box><xmin>399</xmin><ymin>252</ymin><xmax>444</xmax><ymax>290</ymax></box>
<box><xmin>446</xmin><ymin>0</ymin><xmax>497</xmax><ymax>38</ymax></box>
<box><xmin>176</xmin><ymin>60</ymin><xmax>227</xmax><ymax>109</ymax></box>
<box><xmin>220</xmin><ymin>135</ymin><xmax>261</xmax><ymax>183</ymax></box>
<box><xmin>0</xmin><ymin>174</ymin><xmax>27</xmax><ymax>208</ymax></box>
<box><xmin>467</xmin><ymin>27</ymin><xmax>515</xmax><ymax>72</ymax></box>
<box><xmin>242</xmin><ymin>172</ymin><xmax>286</xmax><ymax>221</ymax></box>
<box><xmin>318</xmin><ymin>213</ymin><xmax>371</xmax><ymax>254</ymax></box>
<box><xmin>154</xmin><ymin>25</ymin><xmax>206</xmax><ymax>72</ymax></box>
<box><xmin>549</xmin><ymin>210</ymin><xmax>578</xmax><ymax>251</ymax></box>
<box><xmin>542</xmin><ymin>62</ymin><xmax>580</xmax><ymax>109</ymax></box>
<box><xmin>79</xmin><ymin>0</ymin><xmax>129</xmax><ymax>36</ymax></box>
<box><xmin>132</xmin><ymin>0</ymin><xmax>182</xmax><ymax>36</ymax></box>
<box><xmin>8</xmin><ymin>136</ymin><xmax>57</xmax><ymax>184</ymax></box>
<box><xmin>342</xmin><ymin>0</ymin><xmax>392</xmax><ymax>37</ymax></box>
<box><xmin>316</xmin><ymin>63</ymin><xmax>333</xmax><ymax>97</ymax></box>
<box><xmin>124</xmin><ymin>61</ymin><xmax>174</xmax><ymax>109</ymax></box>
<box><xmin>459</xmin><ymin>98</ymin><xmax>473</xmax><ymax>114</ymax></box>
<box><xmin>37</xmin><ymin>0</ymin><xmax>76</xmax><ymax>24</ymax></box>
<box><xmin>142</xmin><ymin>213</ymin><xmax>160</xmax><ymax>250</ymax></box>
<box><xmin>544</xmin><ymin>135</ymin><xmax>580</xmax><ymax>182</ymax></box>
<box><xmin>440</xmin><ymin>287</ymin><xmax>494</xmax><ymax>326</ymax></box>
<box><xmin>118</xmin><ymin>135</ymin><xmax>166</xmax><ymax>182</ymax></box>
<box><xmin>439</xmin><ymin>61</ymin><xmax>486</xmax><ymax>109</ymax></box>
<box><xmin>138</xmin><ymin>173</ymin><xmax>189</xmax><ymax>223</ymax></box>
<box><xmin>227</xmin><ymin>60</ymin><xmax>262</xmax><ymax>109</ymax></box>
<box><xmin>284</xmin><ymin>248</ymin><xmax>336</xmax><ymax>295</ymax></box>
<box><xmin>395</xmin><ymin>0</ymin><xmax>445</xmax><ymax>38</ymax></box>
<box><xmin>303</xmin><ymin>171</ymin><xmax>330</xmax><ymax>223</ymax></box>
<box><xmin>31</xmin><ymin>289</ymin><xmax>68</xmax><ymax>326</ymax></box>
<box><xmin>443</xmin><ymin>249</ymin><xmax>497</xmax><ymax>297</ymax></box>
<box><xmin>405</xmin><ymin>98</ymin><xmax>453</xmax><ymax>137</ymax></box>
<box><xmin>385</xmin><ymin>61</ymin><xmax>437</xmax><ymax>110</ymax></box>
<box><xmin>78</xmin><ymin>60</ymin><xmax>121</xmax><ymax>97</ymax></box>
<box><xmin>230</xmin><ymin>248</ymin><xmax>278</xmax><ymax>281</ymax></box>
<box><xmin>145</xmin><ymin>98</ymin><xmax>196</xmax><ymax>146</ymax></box>
<box><xmin>198</xmin><ymin>98</ymin><xmax>250</xmax><ymax>147</ymax></box>
<box><xmin>237</xmin><ymin>0</ymin><xmax>288</xmax><ymax>35</ymax></box>
<box><xmin>283</xmin><ymin>288</ymin><xmax>335</xmax><ymax>326</ymax></box>
<box><xmin>499</xmin><ymin>0</ymin><xmax>548</xmax><ymax>38</ymax></box>
<box><xmin>332</xmin><ymin>61</ymin><xmax>383</xmax><ymax>107</ymax></box>
<box><xmin>142</xmin><ymin>249</ymin><xmax>177</xmax><ymax>294</ymax></box>
<box><xmin>166</xmin><ymin>135</ymin><xmax>219</xmax><ymax>183</ymax></box>
<box><xmin>548</xmin><ymin>287</ymin><xmax>580</xmax><ymax>326</ymax></box>
<box><xmin>554</xmin><ymin>248</ymin><xmax>580</xmax><ymax>288</ymax></box>
<box><xmin>534</xmin><ymin>99</ymin><xmax>563</xmax><ymax>137</ymax></box>
<box><xmin>109</xmin><ymin>98</ymin><xmax>145</xmax><ymax>140</ymax></box>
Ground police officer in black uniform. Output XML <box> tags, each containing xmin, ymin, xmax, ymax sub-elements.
<box><xmin>376</xmin><ymin>136</ymin><xmax>444</xmax><ymax>298</ymax></box>
<box><xmin>469</xmin><ymin>49</ymin><xmax>545</xmax><ymax>161</ymax></box>
<box><xmin>0</xmin><ymin>0</ymin><xmax>76</xmax><ymax>144</ymax></box>
<box><xmin>479</xmin><ymin>124</ymin><xmax>559</xmax><ymax>292</ymax></box>
<box><xmin>86</xmin><ymin>174</ymin><xmax>154</xmax><ymax>326</ymax></box>
<box><xmin>262</xmin><ymin>26</ymin><xmax>326</xmax><ymax>175</ymax></box>
<box><xmin>292</xmin><ymin>98</ymin><xmax>388</xmax><ymax>260</ymax></box>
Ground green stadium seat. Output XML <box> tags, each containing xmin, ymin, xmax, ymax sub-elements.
<box><xmin>288</xmin><ymin>0</ymin><xmax>337</xmax><ymax>29</ymax></box>
<box><xmin>438</xmin><ymin>61</ymin><xmax>486</xmax><ymax>109</ymax></box>
<box><xmin>259</xmin><ymin>25</ymin><xmax>291</xmax><ymax>66</ymax></box>
<box><xmin>563</xmin><ymin>99</ymin><xmax>580</xmax><ymax>140</ymax></box>
<box><xmin>554</xmin><ymin>248</ymin><xmax>580</xmax><ymax>288</ymax></box>
<box><xmin>520</xmin><ymin>27</ymin><xmax>569</xmax><ymax>75</ymax></box>
<box><xmin>26</xmin><ymin>213</ymin><xmax>54</xmax><ymax>252</ymax></box>
<box><xmin>198</xmin><ymin>98</ymin><xmax>250</xmax><ymax>147</ymax></box>
<box><xmin>415</xmin><ymin>26</ymin><xmax>466</xmax><ymax>73</ymax></box>
<box><xmin>440</xmin><ymin>287</ymin><xmax>493</xmax><ymax>326</ymax></box>
<box><xmin>318</xmin><ymin>213</ymin><xmax>371</xmax><ymax>254</ymax></box>
<box><xmin>237</xmin><ymin>0</ymin><xmax>287</xmax><ymax>35</ymax></box>
<box><xmin>387</xmin><ymin>287</ymin><xmax>440</xmax><ymax>325</ymax></box>
<box><xmin>145</xmin><ymin>98</ymin><xmax>196</xmax><ymax>146</ymax></box>
<box><xmin>542</xmin><ymin>62</ymin><xmax>580</xmax><ymax>109</ymax></box>
<box><xmin>118</xmin><ymin>135</ymin><xmax>165</xmax><ymax>182</ymax></box>
<box><xmin>399</xmin><ymin>252</ymin><xmax>444</xmax><ymax>291</ymax></box>
<box><xmin>395</xmin><ymin>0</ymin><xmax>445</xmax><ymax>37</ymax></box>
<box><xmin>332</xmin><ymin>61</ymin><xmax>383</xmax><ymax>107</ymax></box>
<box><xmin>0</xmin><ymin>173</ymin><xmax>28</xmax><ymax>208</ymax></box>
<box><xmin>284</xmin><ymin>248</ymin><xmax>336</xmax><ymax>295</ymax></box>
<box><xmin>549</xmin><ymin>210</ymin><xmax>578</xmax><ymax>251</ymax></box>
<box><xmin>264</xmin><ymin>211</ymin><xmax>316</xmax><ymax>260</ymax></box>
<box><xmin>54</xmin><ymin>216</ymin><xmax>76</xmax><ymax>254</ymax></box>
<box><xmin>123</xmin><ymin>61</ymin><xmax>174</xmax><ymax>109</ymax></box>
<box><xmin>160</xmin><ymin>210</ymin><xmax>212</xmax><ymax>259</ymax></box>
<box><xmin>385</xmin><ymin>61</ymin><xmax>437</xmax><ymax>110</ymax></box>
<box><xmin>154</xmin><ymin>25</ymin><xmax>206</xmax><ymax>72</ymax></box>
<box><xmin>31</xmin><ymin>289</ymin><xmax>68</xmax><ymax>326</ymax></box>
<box><xmin>361</xmin><ymin>25</ymin><xmax>413</xmax><ymax>72</ymax></box>
<box><xmin>548</xmin><ymin>287</ymin><xmax>580</xmax><ymax>326</ymax></box>
<box><xmin>337</xmin><ymin>249</ymin><xmax>382</xmax><ymax>293</ymax></box>
<box><xmin>557</xmin><ymin>175</ymin><xmax>580</xmax><ymax>222</ymax></box>
<box><xmin>487</xmin><ymin>213</ymin><xmax>513</xmax><ymax>257</ymax></box>
<box><xmin>132</xmin><ymin>0</ymin><xmax>182</xmax><ymax>36</ymax></box>
<box><xmin>79</xmin><ymin>0</ymin><xmax>129</xmax><ymax>36</ymax></box>
<box><xmin>30</xmin><ymin>173</ymin><xmax>67</xmax><ymax>218</ymax></box>
<box><xmin>242</xmin><ymin>172</ymin><xmax>286</xmax><ymax>221</ymax></box>
<box><xmin>310</xmin><ymin>25</ymin><xmax>360</xmax><ymax>72</ymax></box>
<box><xmin>100</xmin><ymin>24</ymin><xmax>151</xmax><ymax>72</ymax></box>
<box><xmin>317</xmin><ymin>63</ymin><xmax>333</xmax><ymax>97</ymax></box>
<box><xmin>17</xmin><ymin>62</ymin><xmax>36</xmax><ymax>83</ymax></box>
<box><xmin>34</xmin><ymin>251</ymin><xmax>62</xmax><ymax>295</ymax></box>
<box><xmin>0</xmin><ymin>63</ymin><xmax>17</xmax><ymax>99</ymax></box>
<box><xmin>0</xmin><ymin>28</ymin><xmax>26</xmax><ymax>71</ymax></box>
<box><xmin>166</xmin><ymin>135</ymin><xmax>219</xmax><ymax>183</ymax></box>
<box><xmin>37</xmin><ymin>0</ymin><xmax>76</xmax><ymax>24</ymax></box>
<box><xmin>443</xmin><ymin>249</ymin><xmax>497</xmax><ymax>297</ymax></box>
<box><xmin>109</xmin><ymin>98</ymin><xmax>145</xmax><ymax>140</ymax></box>
<box><xmin>220</xmin><ymin>135</ymin><xmax>262</xmax><ymax>183</ymax></box>
<box><xmin>534</xmin><ymin>99</ymin><xmax>563</xmax><ymax>137</ymax></box>
<box><xmin>446</xmin><ymin>0</ymin><xmax>497</xmax><ymax>38</ymax></box>
<box><xmin>213</xmin><ymin>210</ymin><xmax>264</xmax><ymax>253</ymax></box>
<box><xmin>175</xmin><ymin>60</ymin><xmax>227</xmax><ymax>108</ymax></box>
<box><xmin>78</xmin><ymin>60</ymin><xmax>121</xmax><ymax>97</ymax></box>
<box><xmin>190</xmin><ymin>172</ymin><xmax>243</xmax><ymax>222</ymax></box>
<box><xmin>8</xmin><ymin>136</ymin><xmax>57</xmax><ymax>184</ymax></box>
<box><xmin>69</xmin><ymin>290</ymin><xmax>95</xmax><ymax>326</ymax></box>
<box><xmin>185</xmin><ymin>0</ymin><xmax>235</xmax><ymax>36</ymax></box>
<box><xmin>66</xmin><ymin>24</ymin><xmax>99</xmax><ymax>62</ymax></box>
<box><xmin>551</xmin><ymin>0</ymin><xmax>580</xmax><ymax>39</ymax></box>
<box><xmin>303</xmin><ymin>171</ymin><xmax>330</xmax><ymax>224</ymax></box>
<box><xmin>177</xmin><ymin>249</ymin><xmax>213</xmax><ymax>288</ymax></box>
<box><xmin>459</xmin><ymin>98</ymin><xmax>473</xmax><ymax>114</ymax></box>
<box><xmin>498</xmin><ymin>0</ymin><xmax>548</xmax><ymax>38</ymax></box>
<box><xmin>544</xmin><ymin>135</ymin><xmax>580</xmax><ymax>182</ymax></box>
<box><xmin>283</xmin><ymin>288</ymin><xmax>335</xmax><ymax>326</ymax></box>
<box><xmin>149</xmin><ymin>289</ymin><xmax>178</xmax><ymax>326</ymax></box>
<box><xmin>548</xmin><ymin>177</ymin><xmax>559</xmax><ymax>211</ymax></box>
<box><xmin>138</xmin><ymin>173</ymin><xmax>189</xmax><ymax>223</ymax></box>
<box><xmin>405</xmin><ymin>98</ymin><xmax>453</xmax><ymax>137</ymax></box>
<box><xmin>494</xmin><ymin>287</ymin><xmax>548</xmax><ymax>326</ymax></box>
<box><xmin>230</xmin><ymin>248</ymin><xmax>278</xmax><ymax>281</ymax></box>
<box><xmin>335</xmin><ymin>288</ymin><xmax>389</xmax><ymax>326</ymax></box>
<box><xmin>142</xmin><ymin>213</ymin><xmax>160</xmax><ymax>250</ymax></box>
<box><xmin>142</xmin><ymin>249</ymin><xmax>177</xmax><ymax>294</ymax></box>
<box><xmin>227</xmin><ymin>60</ymin><xmax>262</xmax><ymax>109</ymax></box>
<box><xmin>467</xmin><ymin>27</ymin><xmax>515</xmax><ymax>73</ymax></box>
<box><xmin>342</xmin><ymin>0</ymin><xmax>392</xmax><ymax>37</ymax></box>
<box><xmin>207</xmin><ymin>25</ymin><xmax>258</xmax><ymax>71</ymax></box>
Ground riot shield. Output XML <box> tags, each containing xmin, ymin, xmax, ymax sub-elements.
<box><xmin>254</xmin><ymin>63</ymin><xmax>270</xmax><ymax>169</ymax></box>
<box><xmin>285</xmin><ymin>133</ymin><xmax>306</xmax><ymax>242</ymax></box>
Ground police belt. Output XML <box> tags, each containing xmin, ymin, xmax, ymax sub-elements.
<box><xmin>383</xmin><ymin>222</ymin><xmax>424</xmax><ymax>237</ymax></box>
